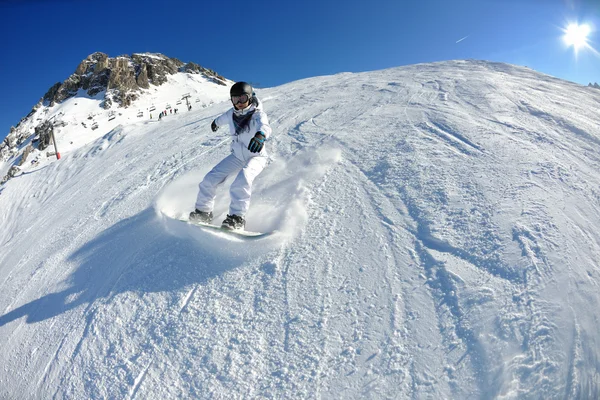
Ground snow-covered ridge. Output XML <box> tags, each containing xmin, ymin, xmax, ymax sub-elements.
<box><xmin>133</xmin><ymin>52</ymin><xmax>168</xmax><ymax>60</ymax></box>
<box><xmin>0</xmin><ymin>60</ymin><xmax>599</xmax><ymax>399</ymax></box>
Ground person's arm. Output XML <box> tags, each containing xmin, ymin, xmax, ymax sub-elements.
<box><xmin>211</xmin><ymin>111</ymin><xmax>232</xmax><ymax>133</ymax></box>
<box><xmin>248</xmin><ymin>111</ymin><xmax>272</xmax><ymax>153</ymax></box>
<box><xmin>255</xmin><ymin>111</ymin><xmax>272</xmax><ymax>139</ymax></box>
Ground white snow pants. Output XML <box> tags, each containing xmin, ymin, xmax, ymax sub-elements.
<box><xmin>195</xmin><ymin>153</ymin><xmax>268</xmax><ymax>217</ymax></box>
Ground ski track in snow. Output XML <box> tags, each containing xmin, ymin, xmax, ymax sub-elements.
<box><xmin>1</xmin><ymin>60</ymin><xmax>600</xmax><ymax>399</ymax></box>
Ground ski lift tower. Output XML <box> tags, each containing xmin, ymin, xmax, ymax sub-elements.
<box><xmin>182</xmin><ymin>93</ymin><xmax>192</xmax><ymax>111</ymax></box>
<box><xmin>46</xmin><ymin>115</ymin><xmax>61</xmax><ymax>160</ymax></box>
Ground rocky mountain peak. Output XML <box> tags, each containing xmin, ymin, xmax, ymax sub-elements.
<box><xmin>43</xmin><ymin>52</ymin><xmax>227</xmax><ymax>109</ymax></box>
<box><xmin>1</xmin><ymin>52</ymin><xmax>229</xmax><ymax>172</ymax></box>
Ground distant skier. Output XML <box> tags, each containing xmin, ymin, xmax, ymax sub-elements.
<box><xmin>189</xmin><ymin>82</ymin><xmax>272</xmax><ymax>230</ymax></box>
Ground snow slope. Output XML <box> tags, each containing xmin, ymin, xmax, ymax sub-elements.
<box><xmin>1</xmin><ymin>60</ymin><xmax>599</xmax><ymax>399</ymax></box>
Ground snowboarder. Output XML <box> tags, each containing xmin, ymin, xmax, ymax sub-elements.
<box><xmin>189</xmin><ymin>82</ymin><xmax>271</xmax><ymax>230</ymax></box>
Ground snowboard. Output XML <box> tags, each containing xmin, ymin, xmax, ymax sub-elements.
<box><xmin>179</xmin><ymin>218</ymin><xmax>276</xmax><ymax>239</ymax></box>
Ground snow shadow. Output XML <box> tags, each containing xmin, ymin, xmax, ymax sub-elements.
<box><xmin>0</xmin><ymin>208</ymin><xmax>278</xmax><ymax>326</ymax></box>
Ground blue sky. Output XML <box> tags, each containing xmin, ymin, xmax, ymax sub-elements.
<box><xmin>1</xmin><ymin>0</ymin><xmax>599</xmax><ymax>140</ymax></box>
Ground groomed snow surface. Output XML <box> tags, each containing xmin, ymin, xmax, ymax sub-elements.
<box><xmin>1</xmin><ymin>60</ymin><xmax>599</xmax><ymax>399</ymax></box>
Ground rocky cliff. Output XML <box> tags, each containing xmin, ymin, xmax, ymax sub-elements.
<box><xmin>43</xmin><ymin>52</ymin><xmax>227</xmax><ymax>109</ymax></box>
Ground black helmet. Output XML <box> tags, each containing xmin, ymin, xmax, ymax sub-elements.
<box><xmin>230</xmin><ymin>81</ymin><xmax>253</xmax><ymax>97</ymax></box>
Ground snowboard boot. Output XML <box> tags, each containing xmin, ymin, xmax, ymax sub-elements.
<box><xmin>221</xmin><ymin>214</ymin><xmax>245</xmax><ymax>230</ymax></box>
<box><xmin>189</xmin><ymin>209</ymin><xmax>213</xmax><ymax>224</ymax></box>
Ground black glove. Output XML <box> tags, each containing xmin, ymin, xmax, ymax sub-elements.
<box><xmin>211</xmin><ymin>120</ymin><xmax>218</xmax><ymax>132</ymax></box>
<box><xmin>248</xmin><ymin>131</ymin><xmax>266</xmax><ymax>153</ymax></box>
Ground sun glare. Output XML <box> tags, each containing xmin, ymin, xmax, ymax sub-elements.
<box><xmin>563</xmin><ymin>23</ymin><xmax>591</xmax><ymax>49</ymax></box>
<box><xmin>561</xmin><ymin>22</ymin><xmax>598</xmax><ymax>58</ymax></box>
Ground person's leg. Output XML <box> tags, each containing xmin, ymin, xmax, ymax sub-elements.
<box><xmin>195</xmin><ymin>154</ymin><xmax>244</xmax><ymax>212</ymax></box>
<box><xmin>228</xmin><ymin>156</ymin><xmax>268</xmax><ymax>217</ymax></box>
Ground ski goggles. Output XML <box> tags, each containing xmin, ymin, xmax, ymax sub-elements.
<box><xmin>231</xmin><ymin>94</ymin><xmax>250</xmax><ymax>104</ymax></box>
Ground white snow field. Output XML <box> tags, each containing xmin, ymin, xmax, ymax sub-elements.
<box><xmin>1</xmin><ymin>60</ymin><xmax>599</xmax><ymax>399</ymax></box>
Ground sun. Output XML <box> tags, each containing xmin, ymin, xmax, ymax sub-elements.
<box><xmin>563</xmin><ymin>23</ymin><xmax>591</xmax><ymax>49</ymax></box>
<box><xmin>562</xmin><ymin>23</ymin><xmax>596</xmax><ymax>56</ymax></box>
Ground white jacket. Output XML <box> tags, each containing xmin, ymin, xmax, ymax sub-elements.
<box><xmin>214</xmin><ymin>97</ymin><xmax>272</xmax><ymax>161</ymax></box>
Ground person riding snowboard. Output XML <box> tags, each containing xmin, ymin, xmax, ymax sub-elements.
<box><xmin>189</xmin><ymin>82</ymin><xmax>272</xmax><ymax>230</ymax></box>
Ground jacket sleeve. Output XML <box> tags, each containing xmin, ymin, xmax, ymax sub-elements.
<box><xmin>214</xmin><ymin>111</ymin><xmax>231</xmax><ymax>131</ymax></box>
<box><xmin>255</xmin><ymin>111</ymin><xmax>272</xmax><ymax>139</ymax></box>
